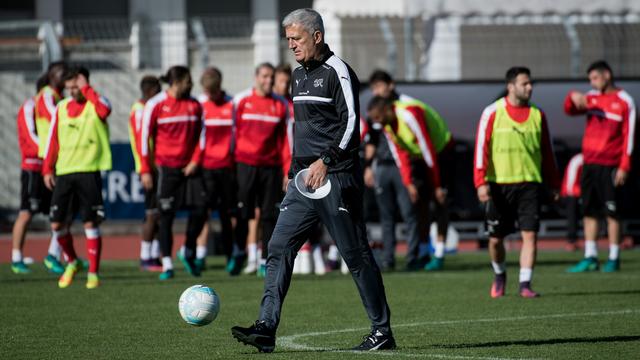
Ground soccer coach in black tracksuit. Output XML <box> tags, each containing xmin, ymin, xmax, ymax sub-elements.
<box><xmin>232</xmin><ymin>8</ymin><xmax>395</xmax><ymax>353</ymax></box>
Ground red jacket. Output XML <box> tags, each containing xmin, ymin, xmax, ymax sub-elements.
<box><xmin>359</xmin><ymin>116</ymin><xmax>369</xmax><ymax>143</ymax></box>
<box><xmin>387</xmin><ymin>103</ymin><xmax>441</xmax><ymax>188</ymax></box>
<box><xmin>43</xmin><ymin>86</ymin><xmax>112</xmax><ymax>175</ymax></box>
<box><xmin>564</xmin><ymin>89</ymin><xmax>636</xmax><ymax>171</ymax></box>
<box><xmin>140</xmin><ymin>91</ymin><xmax>204</xmax><ymax>174</ymax></box>
<box><xmin>281</xmin><ymin>95</ymin><xmax>294</xmax><ymax>176</ymax></box>
<box><xmin>16</xmin><ymin>98</ymin><xmax>42</xmax><ymax>171</ymax></box>
<box><xmin>198</xmin><ymin>93</ymin><xmax>235</xmax><ymax>170</ymax></box>
<box><xmin>561</xmin><ymin>153</ymin><xmax>583</xmax><ymax>198</ymax></box>
<box><xmin>233</xmin><ymin>88</ymin><xmax>288</xmax><ymax>171</ymax></box>
<box><xmin>382</xmin><ymin>132</ymin><xmax>413</xmax><ymax>187</ymax></box>
<box><xmin>474</xmin><ymin>97</ymin><xmax>559</xmax><ymax>189</ymax></box>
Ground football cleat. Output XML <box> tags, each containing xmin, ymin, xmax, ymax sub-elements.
<box><xmin>352</xmin><ymin>329</ymin><xmax>397</xmax><ymax>351</ymax></box>
<box><xmin>231</xmin><ymin>321</ymin><xmax>276</xmax><ymax>353</ymax></box>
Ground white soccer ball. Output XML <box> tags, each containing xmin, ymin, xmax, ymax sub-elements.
<box><xmin>178</xmin><ymin>285</ymin><xmax>220</xmax><ymax>326</ymax></box>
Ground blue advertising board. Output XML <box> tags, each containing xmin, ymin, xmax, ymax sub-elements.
<box><xmin>102</xmin><ymin>143</ymin><xmax>145</xmax><ymax>220</ymax></box>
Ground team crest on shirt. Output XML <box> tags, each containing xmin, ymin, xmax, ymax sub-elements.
<box><xmin>314</xmin><ymin>78</ymin><xmax>324</xmax><ymax>88</ymax></box>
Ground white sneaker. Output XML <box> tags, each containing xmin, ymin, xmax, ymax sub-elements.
<box><xmin>243</xmin><ymin>261</ymin><xmax>258</xmax><ymax>275</ymax></box>
<box><xmin>292</xmin><ymin>254</ymin><xmax>301</xmax><ymax>274</ymax></box>
<box><xmin>299</xmin><ymin>250</ymin><xmax>312</xmax><ymax>275</ymax></box>
<box><xmin>341</xmin><ymin>259</ymin><xmax>349</xmax><ymax>275</ymax></box>
<box><xmin>312</xmin><ymin>246</ymin><xmax>326</xmax><ymax>275</ymax></box>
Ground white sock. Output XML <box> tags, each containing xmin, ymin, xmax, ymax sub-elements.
<box><xmin>491</xmin><ymin>261</ymin><xmax>506</xmax><ymax>275</ymax></box>
<box><xmin>48</xmin><ymin>232</ymin><xmax>62</xmax><ymax>258</ymax></box>
<box><xmin>247</xmin><ymin>243</ymin><xmax>257</xmax><ymax>263</ymax></box>
<box><xmin>85</xmin><ymin>228</ymin><xmax>100</xmax><ymax>238</ymax></box>
<box><xmin>519</xmin><ymin>268</ymin><xmax>533</xmax><ymax>283</ymax></box>
<box><xmin>328</xmin><ymin>244</ymin><xmax>339</xmax><ymax>261</ymax></box>
<box><xmin>178</xmin><ymin>246</ymin><xmax>185</xmax><ymax>257</ymax></box>
<box><xmin>162</xmin><ymin>256</ymin><xmax>173</xmax><ymax>271</ymax></box>
<box><xmin>196</xmin><ymin>245</ymin><xmax>207</xmax><ymax>259</ymax></box>
<box><xmin>312</xmin><ymin>245</ymin><xmax>324</xmax><ymax>263</ymax></box>
<box><xmin>150</xmin><ymin>239</ymin><xmax>161</xmax><ymax>259</ymax></box>
<box><xmin>259</xmin><ymin>258</ymin><xmax>266</xmax><ymax>266</ymax></box>
<box><xmin>609</xmin><ymin>244</ymin><xmax>620</xmax><ymax>260</ymax></box>
<box><xmin>12</xmin><ymin>249</ymin><xmax>22</xmax><ymax>263</ymax></box>
<box><xmin>584</xmin><ymin>240</ymin><xmax>598</xmax><ymax>258</ymax></box>
<box><xmin>140</xmin><ymin>241</ymin><xmax>152</xmax><ymax>261</ymax></box>
<box><xmin>434</xmin><ymin>241</ymin><xmax>445</xmax><ymax>258</ymax></box>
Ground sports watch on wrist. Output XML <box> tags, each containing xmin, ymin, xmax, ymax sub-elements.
<box><xmin>320</xmin><ymin>154</ymin><xmax>332</xmax><ymax>166</ymax></box>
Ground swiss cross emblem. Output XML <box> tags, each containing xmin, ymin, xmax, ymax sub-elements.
<box><xmin>314</xmin><ymin>78</ymin><xmax>324</xmax><ymax>88</ymax></box>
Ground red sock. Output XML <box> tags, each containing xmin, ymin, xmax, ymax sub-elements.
<box><xmin>86</xmin><ymin>229</ymin><xmax>102</xmax><ymax>274</ymax></box>
<box><xmin>57</xmin><ymin>231</ymin><xmax>77</xmax><ymax>262</ymax></box>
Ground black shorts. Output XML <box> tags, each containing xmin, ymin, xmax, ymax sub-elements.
<box><xmin>236</xmin><ymin>162</ymin><xmax>283</xmax><ymax>221</ymax></box>
<box><xmin>437</xmin><ymin>141</ymin><xmax>455</xmax><ymax>190</ymax></box>
<box><xmin>20</xmin><ymin>170</ymin><xmax>51</xmax><ymax>214</ymax></box>
<box><xmin>203</xmin><ymin>167</ymin><xmax>237</xmax><ymax>216</ymax></box>
<box><xmin>157</xmin><ymin>166</ymin><xmax>206</xmax><ymax>213</ymax></box>
<box><xmin>485</xmin><ymin>182</ymin><xmax>541</xmax><ymax>238</ymax></box>
<box><xmin>50</xmin><ymin>172</ymin><xmax>104</xmax><ymax>223</ymax></box>
<box><xmin>143</xmin><ymin>171</ymin><xmax>158</xmax><ymax>212</ymax></box>
<box><xmin>581</xmin><ymin>164</ymin><xmax>620</xmax><ymax>218</ymax></box>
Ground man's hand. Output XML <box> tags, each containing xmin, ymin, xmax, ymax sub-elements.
<box><xmin>183</xmin><ymin>162</ymin><xmax>198</xmax><ymax>176</ymax></box>
<box><xmin>305</xmin><ymin>159</ymin><xmax>328</xmax><ymax>190</ymax></box>
<box><xmin>477</xmin><ymin>184</ymin><xmax>491</xmax><ymax>203</ymax></box>
<box><xmin>435</xmin><ymin>187</ymin><xmax>447</xmax><ymax>205</ymax></box>
<box><xmin>551</xmin><ymin>189</ymin><xmax>560</xmax><ymax>202</ymax></box>
<box><xmin>364</xmin><ymin>166</ymin><xmax>375</xmax><ymax>188</ymax></box>
<box><xmin>570</xmin><ymin>91</ymin><xmax>587</xmax><ymax>111</ymax></box>
<box><xmin>141</xmin><ymin>173</ymin><xmax>154</xmax><ymax>190</ymax></box>
<box><xmin>407</xmin><ymin>183</ymin><xmax>419</xmax><ymax>204</ymax></box>
<box><xmin>76</xmin><ymin>73</ymin><xmax>89</xmax><ymax>88</ymax></box>
<box><xmin>282</xmin><ymin>175</ymin><xmax>290</xmax><ymax>192</ymax></box>
<box><xmin>44</xmin><ymin>174</ymin><xmax>55</xmax><ymax>191</ymax></box>
<box><xmin>614</xmin><ymin>168</ymin><xmax>628</xmax><ymax>187</ymax></box>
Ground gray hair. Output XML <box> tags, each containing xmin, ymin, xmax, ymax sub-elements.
<box><xmin>282</xmin><ymin>8</ymin><xmax>324</xmax><ymax>36</ymax></box>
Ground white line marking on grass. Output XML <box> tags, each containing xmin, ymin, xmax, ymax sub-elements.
<box><xmin>278</xmin><ymin>309</ymin><xmax>640</xmax><ymax>359</ymax></box>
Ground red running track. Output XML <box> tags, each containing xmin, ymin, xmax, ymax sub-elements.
<box><xmin>0</xmin><ymin>233</ymin><xmax>627</xmax><ymax>263</ymax></box>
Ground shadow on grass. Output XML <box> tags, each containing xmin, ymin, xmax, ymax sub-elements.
<box><xmin>237</xmin><ymin>335</ymin><xmax>640</xmax><ymax>355</ymax></box>
<box><xmin>419</xmin><ymin>335</ymin><xmax>640</xmax><ymax>349</ymax></box>
<box><xmin>534</xmin><ymin>259</ymin><xmax>583</xmax><ymax>266</ymax></box>
<box><xmin>546</xmin><ymin>289</ymin><xmax>640</xmax><ymax>297</ymax></box>
<box><xmin>1</xmin><ymin>276</ymin><xmax>60</xmax><ymax>284</ymax></box>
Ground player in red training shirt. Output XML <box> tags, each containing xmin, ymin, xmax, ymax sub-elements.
<box><xmin>565</xmin><ymin>61</ymin><xmax>636</xmax><ymax>273</ymax></box>
<box><xmin>228</xmin><ymin>63</ymin><xmax>289</xmax><ymax>277</ymax></box>
<box><xmin>193</xmin><ymin>67</ymin><xmax>237</xmax><ymax>271</ymax></box>
<box><xmin>140</xmin><ymin>66</ymin><xmax>208</xmax><ymax>280</ymax></box>
<box><xmin>11</xmin><ymin>74</ymin><xmax>49</xmax><ymax>274</ymax></box>
<box><xmin>129</xmin><ymin>75</ymin><xmax>163</xmax><ymax>271</ymax></box>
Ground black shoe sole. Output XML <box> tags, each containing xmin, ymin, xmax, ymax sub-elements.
<box><xmin>231</xmin><ymin>328</ymin><xmax>275</xmax><ymax>353</ymax></box>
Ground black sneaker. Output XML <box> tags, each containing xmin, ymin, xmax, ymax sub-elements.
<box><xmin>231</xmin><ymin>321</ymin><xmax>276</xmax><ymax>353</ymax></box>
<box><xmin>352</xmin><ymin>329</ymin><xmax>396</xmax><ymax>351</ymax></box>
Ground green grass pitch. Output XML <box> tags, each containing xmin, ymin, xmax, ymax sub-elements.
<box><xmin>1</xmin><ymin>250</ymin><xmax>639</xmax><ymax>359</ymax></box>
